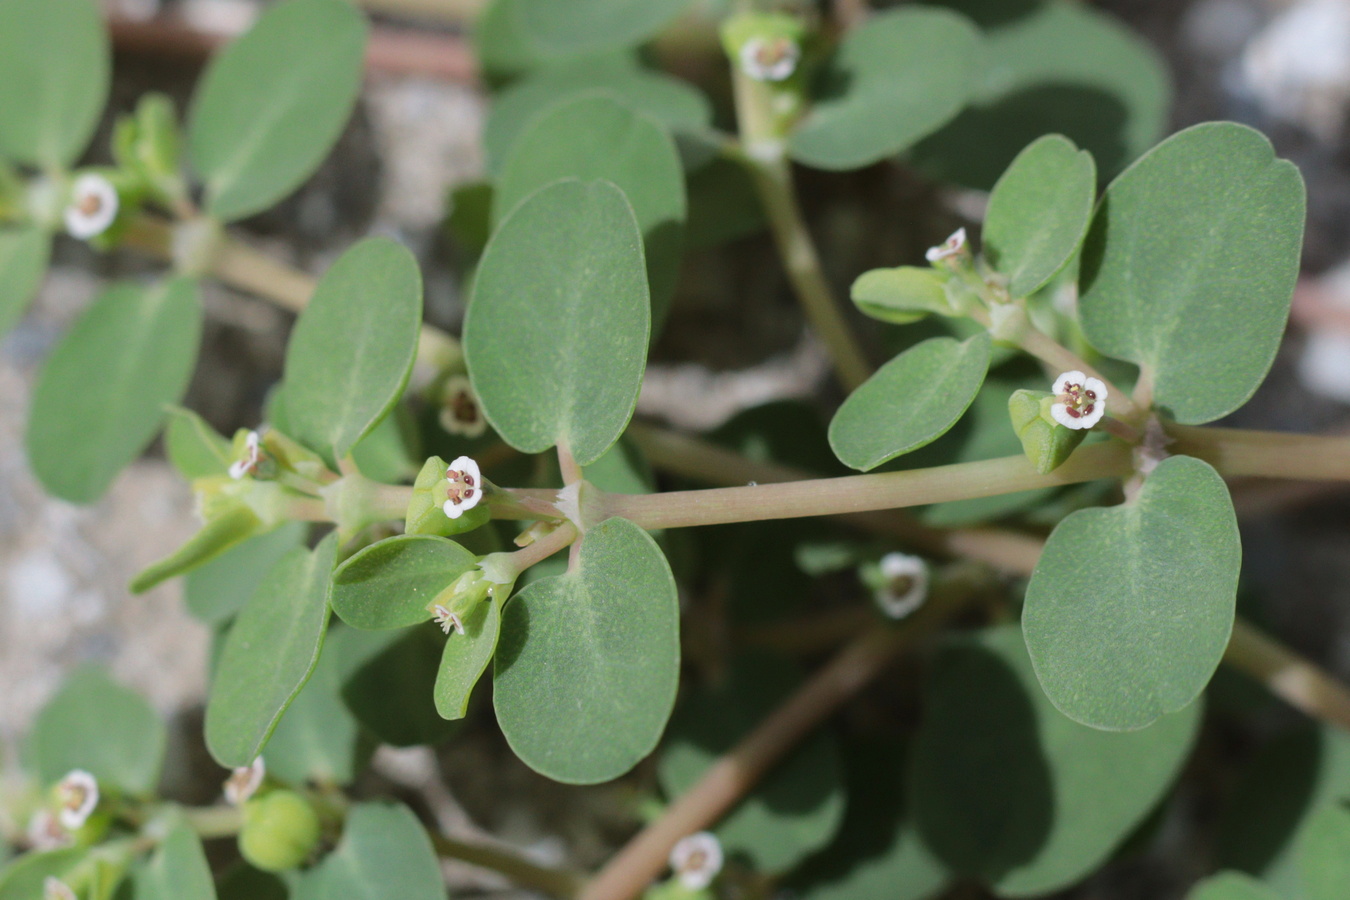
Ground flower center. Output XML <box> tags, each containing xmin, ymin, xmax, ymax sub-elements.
<box><xmin>450</xmin><ymin>388</ymin><xmax>480</xmax><ymax>426</ymax></box>
<box><xmin>77</xmin><ymin>193</ymin><xmax>103</xmax><ymax>217</ymax></box>
<box><xmin>753</xmin><ymin>37</ymin><xmax>794</xmax><ymax>70</ymax></box>
<box><xmin>445</xmin><ymin>467</ymin><xmax>478</xmax><ymax>509</ymax></box>
<box><xmin>1058</xmin><ymin>382</ymin><xmax>1098</xmax><ymax>420</ymax></box>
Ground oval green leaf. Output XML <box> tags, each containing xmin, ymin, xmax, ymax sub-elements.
<box><xmin>135</xmin><ymin>824</ymin><xmax>216</xmax><ymax>900</ymax></box>
<box><xmin>298</xmin><ymin>802</ymin><xmax>446</xmax><ymax>900</ymax></box>
<box><xmin>465</xmin><ymin>178</ymin><xmax>650</xmax><ymax>466</ymax></box>
<box><xmin>909</xmin><ymin>3</ymin><xmax>1170</xmax><ymax>190</ymax></box>
<box><xmin>1299</xmin><ymin>800</ymin><xmax>1350</xmax><ymax>900</ymax></box>
<box><xmin>26</xmin><ymin>666</ymin><xmax>167</xmax><ymax>795</ymax></box>
<box><xmin>851</xmin><ymin>266</ymin><xmax>953</xmax><ymax>325</ymax></box>
<box><xmin>188</xmin><ymin>0</ymin><xmax>368</xmax><ymax>222</ymax></box>
<box><xmin>1023</xmin><ymin>455</ymin><xmax>1240</xmax><ymax>730</ymax></box>
<box><xmin>829</xmin><ymin>334</ymin><xmax>991</xmax><ymax>471</ymax></box>
<box><xmin>789</xmin><ymin>8</ymin><xmax>981</xmax><ymax>171</ymax></box>
<box><xmin>512</xmin><ymin>0</ymin><xmax>691</xmax><ymax>56</ymax></box>
<box><xmin>332</xmin><ymin>534</ymin><xmax>478</xmax><ymax>630</ymax></box>
<box><xmin>27</xmin><ymin>277</ymin><xmax>202</xmax><ymax>504</ymax></box>
<box><xmin>494</xmin><ymin>516</ymin><xmax>678</xmax><ymax>784</ymax></box>
<box><xmin>435</xmin><ymin>595</ymin><xmax>503</xmax><ymax>720</ymax></box>
<box><xmin>984</xmin><ymin>134</ymin><xmax>1096</xmax><ymax>297</ymax></box>
<box><xmin>185</xmin><ymin>522</ymin><xmax>309</xmax><ymax>625</ymax></box>
<box><xmin>659</xmin><ymin>652</ymin><xmax>845</xmax><ymax>872</ymax></box>
<box><xmin>494</xmin><ymin>94</ymin><xmax>685</xmax><ymax>328</ymax></box>
<box><xmin>265</xmin><ymin>624</ymin><xmax>368</xmax><ymax>787</ymax></box>
<box><xmin>1187</xmin><ymin>873</ymin><xmax>1283</xmax><ymax>900</ymax></box>
<box><xmin>205</xmin><ymin>533</ymin><xmax>338</xmax><ymax>768</ymax></box>
<box><xmin>0</xmin><ymin>849</ymin><xmax>86</xmax><ymax>900</ymax></box>
<box><xmin>0</xmin><ymin>0</ymin><xmax>109</xmax><ymax>168</ymax></box>
<box><xmin>282</xmin><ymin>237</ymin><xmax>423</xmax><ymax>462</ymax></box>
<box><xmin>911</xmin><ymin>625</ymin><xmax>1200</xmax><ymax>895</ymax></box>
<box><xmin>0</xmin><ymin>226</ymin><xmax>50</xmax><ymax>337</ymax></box>
<box><xmin>1079</xmin><ymin>122</ymin><xmax>1305</xmax><ymax>424</ymax></box>
<box><xmin>164</xmin><ymin>407</ymin><xmax>232</xmax><ymax>480</ymax></box>
<box><xmin>484</xmin><ymin>54</ymin><xmax>711</xmax><ymax>175</ymax></box>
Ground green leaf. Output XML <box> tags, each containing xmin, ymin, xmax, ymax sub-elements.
<box><xmin>512</xmin><ymin>0</ymin><xmax>692</xmax><ymax>56</ymax></box>
<box><xmin>27</xmin><ymin>277</ymin><xmax>202</xmax><ymax>504</ymax></box>
<box><xmin>1186</xmin><ymin>873</ymin><xmax>1283</xmax><ymax>900</ymax></box>
<box><xmin>1219</xmin><ymin>724</ymin><xmax>1350</xmax><ymax>898</ymax></box>
<box><xmin>0</xmin><ymin>849</ymin><xmax>86</xmax><ymax>900</ymax></box>
<box><xmin>185</xmin><ymin>522</ymin><xmax>309</xmax><ymax>625</ymax></box>
<box><xmin>350</xmin><ymin>405</ymin><xmax>420</xmax><ymax>483</ymax></box>
<box><xmin>0</xmin><ymin>226</ymin><xmax>50</xmax><ymax>337</ymax></box>
<box><xmin>851</xmin><ymin>266</ymin><xmax>953</xmax><ymax>325</ymax></box>
<box><xmin>789</xmin><ymin>8</ymin><xmax>981</xmax><ymax>171</ymax></box>
<box><xmin>297</xmin><ymin>802</ymin><xmax>446</xmax><ymax>900</ymax></box>
<box><xmin>0</xmin><ymin>0</ymin><xmax>109</xmax><ymax>168</ymax></box>
<box><xmin>787</xmin><ymin>738</ymin><xmax>950</xmax><ymax>900</ymax></box>
<box><xmin>27</xmin><ymin>667</ymin><xmax>166</xmax><ymax>794</ymax></box>
<box><xmin>204</xmin><ymin>533</ymin><xmax>338</xmax><ymax>768</ymax></box>
<box><xmin>130</xmin><ymin>506</ymin><xmax>265</xmax><ymax>595</ymax></box>
<box><xmin>659</xmin><ymin>653</ymin><xmax>845</xmax><ymax>872</ymax></box>
<box><xmin>434</xmin><ymin>595</ymin><xmax>503</xmax><ymax>720</ymax></box>
<box><xmin>984</xmin><ymin>134</ymin><xmax>1096</xmax><ymax>297</ymax></box>
<box><xmin>494</xmin><ymin>94</ymin><xmax>685</xmax><ymax>328</ymax></box>
<box><xmin>829</xmin><ymin>334</ymin><xmax>990</xmax><ymax>471</ymax></box>
<box><xmin>1299</xmin><ymin>801</ymin><xmax>1350</xmax><ymax>900</ymax></box>
<box><xmin>282</xmin><ymin>238</ymin><xmax>423</xmax><ymax>461</ymax></box>
<box><xmin>1023</xmin><ymin>455</ymin><xmax>1240</xmax><ymax>730</ymax></box>
<box><xmin>910</xmin><ymin>3</ymin><xmax>1170</xmax><ymax>190</ymax></box>
<box><xmin>911</xmin><ymin>625</ymin><xmax>1200</xmax><ymax>895</ymax></box>
<box><xmin>265</xmin><ymin>624</ymin><xmax>369</xmax><ymax>787</ymax></box>
<box><xmin>1079</xmin><ymin>122</ymin><xmax>1305</xmax><ymax>424</ymax></box>
<box><xmin>343</xmin><ymin>627</ymin><xmax>460</xmax><ymax>746</ymax></box>
<box><xmin>484</xmin><ymin>54</ymin><xmax>711</xmax><ymax>175</ymax></box>
<box><xmin>164</xmin><ymin>407</ymin><xmax>232</xmax><ymax>480</ymax></box>
<box><xmin>331</xmin><ymin>534</ymin><xmax>478</xmax><ymax>630</ymax></box>
<box><xmin>465</xmin><ymin>178</ymin><xmax>650</xmax><ymax>466</ymax></box>
<box><xmin>135</xmin><ymin>823</ymin><xmax>216</xmax><ymax>900</ymax></box>
<box><xmin>188</xmin><ymin>0</ymin><xmax>368</xmax><ymax>222</ymax></box>
<box><xmin>494</xmin><ymin>516</ymin><xmax>678</xmax><ymax>783</ymax></box>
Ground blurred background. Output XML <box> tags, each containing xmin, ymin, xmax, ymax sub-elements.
<box><xmin>3</xmin><ymin>0</ymin><xmax>1350</xmax><ymax>895</ymax></box>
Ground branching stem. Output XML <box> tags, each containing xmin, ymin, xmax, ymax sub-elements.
<box><xmin>430</xmin><ymin>832</ymin><xmax>585</xmax><ymax>899</ymax></box>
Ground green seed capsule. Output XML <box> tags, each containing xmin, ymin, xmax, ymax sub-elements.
<box><xmin>239</xmin><ymin>791</ymin><xmax>321</xmax><ymax>872</ymax></box>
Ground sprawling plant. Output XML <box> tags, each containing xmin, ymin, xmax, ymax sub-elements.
<box><xmin>2</xmin><ymin>1</ymin><xmax>1347</xmax><ymax>899</ymax></box>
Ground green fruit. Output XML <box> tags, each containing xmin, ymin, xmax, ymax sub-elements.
<box><xmin>239</xmin><ymin>790</ymin><xmax>321</xmax><ymax>872</ymax></box>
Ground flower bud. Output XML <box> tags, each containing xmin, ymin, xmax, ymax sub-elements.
<box><xmin>1008</xmin><ymin>389</ymin><xmax>1087</xmax><ymax>475</ymax></box>
<box><xmin>238</xmin><ymin>790</ymin><xmax>321</xmax><ymax>873</ymax></box>
<box><xmin>438</xmin><ymin>375</ymin><xmax>487</xmax><ymax>438</ymax></box>
<box><xmin>112</xmin><ymin>93</ymin><xmax>185</xmax><ymax>206</ymax></box>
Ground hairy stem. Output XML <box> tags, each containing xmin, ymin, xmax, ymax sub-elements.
<box><xmin>604</xmin><ymin>443</ymin><xmax>1132</xmax><ymax>530</ymax></box>
<box><xmin>579</xmin><ymin>593</ymin><xmax>968</xmax><ymax>900</ymax></box>
<box><xmin>430</xmin><ymin>832</ymin><xmax>584</xmax><ymax>899</ymax></box>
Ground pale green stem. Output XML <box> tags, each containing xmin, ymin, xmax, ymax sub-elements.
<box><xmin>1170</xmin><ymin>425</ymin><xmax>1350</xmax><ymax>481</ymax></box>
<box><xmin>180</xmin><ymin>804</ymin><xmax>243</xmax><ymax>839</ymax></box>
<box><xmin>603</xmin><ymin>443</ymin><xmax>1133</xmax><ymax>531</ymax></box>
<box><xmin>489</xmin><ymin>521</ymin><xmax>579</xmax><ymax>581</ymax></box>
<box><xmin>729</xmin><ymin>71</ymin><xmax>872</xmax><ymax>392</ymax></box>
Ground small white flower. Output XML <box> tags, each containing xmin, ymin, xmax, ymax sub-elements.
<box><xmin>63</xmin><ymin>173</ymin><xmax>119</xmax><ymax>240</ymax></box>
<box><xmin>443</xmin><ymin>455</ymin><xmax>483</xmax><ymax>519</ymax></box>
<box><xmin>43</xmin><ymin>877</ymin><xmax>77</xmax><ymax>900</ymax></box>
<box><xmin>432</xmin><ymin>603</ymin><xmax>464</xmax><ymax>635</ymax></box>
<box><xmin>925</xmin><ymin>227</ymin><xmax>968</xmax><ymax>264</ymax></box>
<box><xmin>439</xmin><ymin>375</ymin><xmax>487</xmax><ymax>438</ymax></box>
<box><xmin>669</xmin><ymin>831</ymin><xmax>723</xmax><ymax>891</ymax></box>
<box><xmin>228</xmin><ymin>430</ymin><xmax>263</xmax><ymax>480</ymax></box>
<box><xmin>26</xmin><ymin>809</ymin><xmax>71</xmax><ymax>851</ymax></box>
<box><xmin>224</xmin><ymin>756</ymin><xmax>266</xmax><ymax>806</ymax></box>
<box><xmin>739</xmin><ymin>36</ymin><xmax>801</xmax><ymax>82</ymax></box>
<box><xmin>55</xmin><ymin>770</ymin><xmax>98</xmax><ymax>831</ymax></box>
<box><xmin>876</xmin><ymin>552</ymin><xmax>929</xmax><ymax>619</ymax></box>
<box><xmin>1050</xmin><ymin>370</ymin><xmax>1107</xmax><ymax>430</ymax></box>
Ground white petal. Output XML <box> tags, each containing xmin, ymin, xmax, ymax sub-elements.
<box><xmin>1050</xmin><ymin>403</ymin><xmax>1086</xmax><ymax>430</ymax></box>
<box><xmin>1082</xmin><ymin>377</ymin><xmax>1108</xmax><ymax>400</ymax></box>
<box><xmin>228</xmin><ymin>459</ymin><xmax>248</xmax><ymax>480</ymax></box>
<box><xmin>442</xmin><ymin>499</ymin><xmax>465</xmax><ymax>519</ymax></box>
<box><xmin>1053</xmin><ymin>370</ymin><xmax>1086</xmax><ymax>394</ymax></box>
<box><xmin>879</xmin><ymin>552</ymin><xmax>924</xmax><ymax>580</ymax></box>
<box><xmin>670</xmin><ymin>831</ymin><xmax>723</xmax><ymax>891</ymax></box>
<box><xmin>738</xmin><ymin>37</ymin><xmax>799</xmax><ymax>82</ymax></box>
<box><xmin>63</xmin><ymin>174</ymin><xmax>119</xmax><ymax>240</ymax></box>
<box><xmin>1078</xmin><ymin>402</ymin><xmax>1106</xmax><ymax>429</ymax></box>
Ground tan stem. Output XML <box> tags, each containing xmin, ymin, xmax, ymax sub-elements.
<box><xmin>1224</xmin><ymin>620</ymin><xmax>1350</xmax><ymax>731</ymax></box>
<box><xmin>1170</xmin><ymin>425</ymin><xmax>1350</xmax><ymax>481</ymax></box>
<box><xmin>578</xmin><ymin>597</ymin><xmax>963</xmax><ymax>900</ymax></box>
